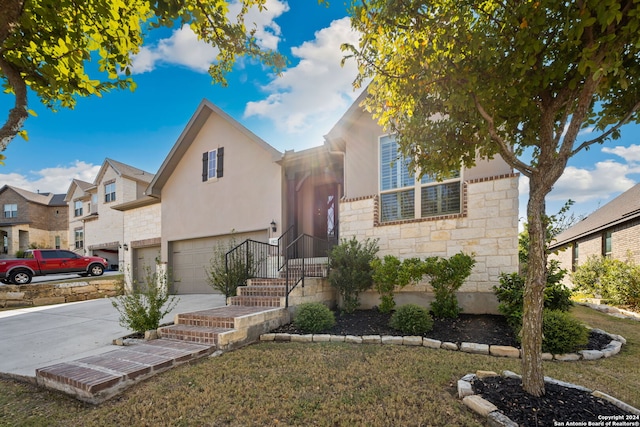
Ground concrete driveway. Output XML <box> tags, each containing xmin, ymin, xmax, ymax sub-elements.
<box><xmin>0</xmin><ymin>294</ymin><xmax>225</xmax><ymax>378</ymax></box>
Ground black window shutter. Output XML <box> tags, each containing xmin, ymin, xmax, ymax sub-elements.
<box><xmin>202</xmin><ymin>152</ymin><xmax>208</xmax><ymax>182</ymax></box>
<box><xmin>217</xmin><ymin>147</ymin><xmax>224</xmax><ymax>178</ymax></box>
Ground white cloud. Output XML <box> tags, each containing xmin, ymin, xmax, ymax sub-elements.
<box><xmin>0</xmin><ymin>161</ymin><xmax>100</xmax><ymax>194</ymax></box>
<box><xmin>130</xmin><ymin>0</ymin><xmax>288</xmax><ymax>74</ymax></box>
<box><xmin>243</xmin><ymin>17</ymin><xmax>365</xmax><ymax>138</ymax></box>
<box><xmin>602</xmin><ymin>144</ymin><xmax>640</xmax><ymax>163</ymax></box>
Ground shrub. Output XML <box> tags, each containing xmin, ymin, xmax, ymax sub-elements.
<box><xmin>494</xmin><ymin>260</ymin><xmax>572</xmax><ymax>330</ymax></box>
<box><xmin>111</xmin><ymin>268</ymin><xmax>179</xmax><ymax>334</ymax></box>
<box><xmin>205</xmin><ymin>236</ymin><xmax>256</xmax><ymax>299</ymax></box>
<box><xmin>371</xmin><ymin>256</ymin><xmax>425</xmax><ymax>313</ymax></box>
<box><xmin>293</xmin><ymin>303</ymin><xmax>336</xmax><ymax>333</ymax></box>
<box><xmin>541</xmin><ymin>310</ymin><xmax>589</xmax><ymax>354</ymax></box>
<box><xmin>423</xmin><ymin>252</ymin><xmax>476</xmax><ymax>318</ymax></box>
<box><xmin>572</xmin><ymin>255</ymin><xmax>640</xmax><ymax>308</ymax></box>
<box><xmin>390</xmin><ymin>304</ymin><xmax>434</xmax><ymax>335</ymax></box>
<box><xmin>329</xmin><ymin>237</ymin><xmax>379</xmax><ymax>313</ymax></box>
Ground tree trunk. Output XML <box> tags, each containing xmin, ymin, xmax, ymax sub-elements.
<box><xmin>521</xmin><ymin>178</ymin><xmax>548</xmax><ymax>396</ymax></box>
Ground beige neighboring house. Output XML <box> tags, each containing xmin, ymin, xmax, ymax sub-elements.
<box><xmin>146</xmin><ymin>96</ymin><xmax>519</xmax><ymax>313</ymax></box>
<box><xmin>65</xmin><ymin>159</ymin><xmax>155</xmax><ymax>270</ymax></box>
<box><xmin>0</xmin><ymin>185</ymin><xmax>68</xmax><ymax>256</ymax></box>
<box><xmin>549</xmin><ymin>182</ymin><xmax>640</xmax><ymax>280</ymax></box>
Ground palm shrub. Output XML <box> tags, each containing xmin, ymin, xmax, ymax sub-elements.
<box><xmin>423</xmin><ymin>252</ymin><xmax>476</xmax><ymax>318</ymax></box>
<box><xmin>390</xmin><ymin>304</ymin><xmax>433</xmax><ymax>335</ymax></box>
<box><xmin>111</xmin><ymin>267</ymin><xmax>179</xmax><ymax>334</ymax></box>
<box><xmin>293</xmin><ymin>302</ymin><xmax>336</xmax><ymax>333</ymax></box>
<box><xmin>328</xmin><ymin>237</ymin><xmax>379</xmax><ymax>313</ymax></box>
<box><xmin>371</xmin><ymin>256</ymin><xmax>425</xmax><ymax>313</ymax></box>
<box><xmin>205</xmin><ymin>237</ymin><xmax>256</xmax><ymax>299</ymax></box>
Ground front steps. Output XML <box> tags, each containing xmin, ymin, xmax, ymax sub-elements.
<box><xmin>34</xmin><ymin>262</ymin><xmax>330</xmax><ymax>403</ymax></box>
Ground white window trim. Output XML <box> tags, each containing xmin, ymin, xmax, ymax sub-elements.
<box><xmin>206</xmin><ymin>149</ymin><xmax>218</xmax><ymax>182</ymax></box>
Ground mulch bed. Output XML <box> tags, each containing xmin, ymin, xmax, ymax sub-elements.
<box><xmin>272</xmin><ymin>308</ymin><xmax>634</xmax><ymax>424</ymax></box>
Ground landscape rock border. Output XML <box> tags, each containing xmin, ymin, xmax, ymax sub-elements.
<box><xmin>260</xmin><ymin>326</ymin><xmax>626</xmax><ymax>362</ymax></box>
<box><xmin>458</xmin><ymin>370</ymin><xmax>640</xmax><ymax>426</ymax></box>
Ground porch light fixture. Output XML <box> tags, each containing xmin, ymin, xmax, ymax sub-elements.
<box><xmin>270</xmin><ymin>220</ymin><xmax>277</xmax><ymax>233</ymax></box>
<box><xmin>122</xmin><ymin>244</ymin><xmax>129</xmax><ymax>251</ymax></box>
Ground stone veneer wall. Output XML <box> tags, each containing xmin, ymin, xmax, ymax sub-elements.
<box><xmin>339</xmin><ymin>175</ymin><xmax>519</xmax><ymax>314</ymax></box>
<box><xmin>0</xmin><ymin>277</ymin><xmax>122</xmax><ymax>308</ymax></box>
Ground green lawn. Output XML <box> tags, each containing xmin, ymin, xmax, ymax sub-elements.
<box><xmin>0</xmin><ymin>305</ymin><xmax>638</xmax><ymax>426</ymax></box>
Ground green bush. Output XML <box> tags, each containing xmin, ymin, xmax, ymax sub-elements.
<box><xmin>293</xmin><ymin>303</ymin><xmax>336</xmax><ymax>333</ymax></box>
<box><xmin>205</xmin><ymin>236</ymin><xmax>256</xmax><ymax>299</ymax></box>
<box><xmin>541</xmin><ymin>310</ymin><xmax>589</xmax><ymax>354</ymax></box>
<box><xmin>424</xmin><ymin>252</ymin><xmax>476</xmax><ymax>318</ymax></box>
<box><xmin>111</xmin><ymin>268</ymin><xmax>179</xmax><ymax>334</ymax></box>
<box><xmin>329</xmin><ymin>237</ymin><xmax>379</xmax><ymax>313</ymax></box>
<box><xmin>494</xmin><ymin>260</ymin><xmax>573</xmax><ymax>330</ymax></box>
<box><xmin>572</xmin><ymin>255</ymin><xmax>640</xmax><ymax>308</ymax></box>
<box><xmin>390</xmin><ymin>304</ymin><xmax>434</xmax><ymax>335</ymax></box>
<box><xmin>371</xmin><ymin>256</ymin><xmax>425</xmax><ymax>313</ymax></box>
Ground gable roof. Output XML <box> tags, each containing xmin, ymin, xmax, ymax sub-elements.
<box><xmin>94</xmin><ymin>158</ymin><xmax>155</xmax><ymax>186</ymax></box>
<box><xmin>324</xmin><ymin>89</ymin><xmax>369</xmax><ymax>150</ymax></box>
<box><xmin>64</xmin><ymin>179</ymin><xmax>94</xmax><ymax>202</ymax></box>
<box><xmin>550</xmin><ymin>183</ymin><xmax>640</xmax><ymax>248</ymax></box>
<box><xmin>146</xmin><ymin>98</ymin><xmax>282</xmax><ymax>197</ymax></box>
<box><xmin>0</xmin><ymin>185</ymin><xmax>66</xmax><ymax>206</ymax></box>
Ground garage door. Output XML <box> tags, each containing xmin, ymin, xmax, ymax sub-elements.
<box><xmin>132</xmin><ymin>246</ymin><xmax>161</xmax><ymax>290</ymax></box>
<box><xmin>170</xmin><ymin>231</ymin><xmax>267</xmax><ymax>294</ymax></box>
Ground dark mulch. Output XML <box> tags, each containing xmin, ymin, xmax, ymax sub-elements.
<box><xmin>272</xmin><ymin>308</ymin><xmax>633</xmax><ymax>424</ymax></box>
<box><xmin>473</xmin><ymin>376</ymin><xmax>632</xmax><ymax>425</ymax></box>
<box><xmin>272</xmin><ymin>308</ymin><xmax>609</xmax><ymax>350</ymax></box>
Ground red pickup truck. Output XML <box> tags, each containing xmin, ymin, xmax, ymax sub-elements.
<box><xmin>0</xmin><ymin>249</ymin><xmax>108</xmax><ymax>285</ymax></box>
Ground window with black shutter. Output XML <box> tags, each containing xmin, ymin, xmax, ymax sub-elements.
<box><xmin>202</xmin><ymin>147</ymin><xmax>224</xmax><ymax>181</ymax></box>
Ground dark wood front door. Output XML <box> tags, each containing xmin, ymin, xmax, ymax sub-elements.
<box><xmin>314</xmin><ymin>184</ymin><xmax>338</xmax><ymax>247</ymax></box>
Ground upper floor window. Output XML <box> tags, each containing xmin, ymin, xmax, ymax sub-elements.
<box><xmin>74</xmin><ymin>200</ymin><xmax>83</xmax><ymax>217</ymax></box>
<box><xmin>202</xmin><ymin>147</ymin><xmax>224</xmax><ymax>181</ymax></box>
<box><xmin>3</xmin><ymin>204</ymin><xmax>17</xmax><ymax>218</ymax></box>
<box><xmin>379</xmin><ymin>135</ymin><xmax>461</xmax><ymax>222</ymax></box>
<box><xmin>105</xmin><ymin>182</ymin><xmax>116</xmax><ymax>203</ymax></box>
<box><xmin>602</xmin><ymin>231</ymin><xmax>612</xmax><ymax>258</ymax></box>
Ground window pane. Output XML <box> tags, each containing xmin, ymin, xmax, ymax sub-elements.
<box><xmin>421</xmin><ymin>182</ymin><xmax>461</xmax><ymax>217</ymax></box>
<box><xmin>421</xmin><ymin>169</ymin><xmax>461</xmax><ymax>184</ymax></box>
<box><xmin>381</xmin><ymin>190</ymin><xmax>414</xmax><ymax>222</ymax></box>
<box><xmin>380</xmin><ymin>136</ymin><xmax>413</xmax><ymax>191</ymax></box>
<box><xmin>208</xmin><ymin>149</ymin><xmax>217</xmax><ymax>179</ymax></box>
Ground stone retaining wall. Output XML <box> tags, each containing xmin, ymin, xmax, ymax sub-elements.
<box><xmin>0</xmin><ymin>278</ymin><xmax>123</xmax><ymax>308</ymax></box>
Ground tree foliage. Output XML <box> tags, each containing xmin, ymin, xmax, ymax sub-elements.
<box><xmin>0</xmin><ymin>0</ymin><xmax>286</xmax><ymax>153</ymax></box>
<box><xmin>345</xmin><ymin>0</ymin><xmax>640</xmax><ymax>395</ymax></box>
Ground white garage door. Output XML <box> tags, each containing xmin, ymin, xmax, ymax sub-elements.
<box><xmin>132</xmin><ymin>246</ymin><xmax>161</xmax><ymax>290</ymax></box>
<box><xmin>170</xmin><ymin>231</ymin><xmax>267</xmax><ymax>294</ymax></box>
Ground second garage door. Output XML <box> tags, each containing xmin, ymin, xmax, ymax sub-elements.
<box><xmin>132</xmin><ymin>246</ymin><xmax>161</xmax><ymax>290</ymax></box>
<box><xmin>170</xmin><ymin>231</ymin><xmax>267</xmax><ymax>294</ymax></box>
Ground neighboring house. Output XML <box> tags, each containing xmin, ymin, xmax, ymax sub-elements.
<box><xmin>146</xmin><ymin>96</ymin><xmax>519</xmax><ymax>313</ymax></box>
<box><xmin>0</xmin><ymin>185</ymin><xmax>68</xmax><ymax>255</ymax></box>
<box><xmin>549</xmin><ymin>183</ymin><xmax>640</xmax><ymax>279</ymax></box>
<box><xmin>65</xmin><ymin>159</ymin><xmax>154</xmax><ymax>270</ymax></box>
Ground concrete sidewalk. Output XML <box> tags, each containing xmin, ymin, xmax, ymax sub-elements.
<box><xmin>0</xmin><ymin>294</ymin><xmax>225</xmax><ymax>378</ymax></box>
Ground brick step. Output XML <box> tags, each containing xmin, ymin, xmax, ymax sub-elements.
<box><xmin>238</xmin><ymin>285</ymin><xmax>287</xmax><ymax>298</ymax></box>
<box><xmin>228</xmin><ymin>295</ymin><xmax>283</xmax><ymax>308</ymax></box>
<box><xmin>158</xmin><ymin>324</ymin><xmax>232</xmax><ymax>345</ymax></box>
<box><xmin>175</xmin><ymin>306</ymin><xmax>271</xmax><ymax>327</ymax></box>
<box><xmin>36</xmin><ymin>339</ymin><xmax>214</xmax><ymax>404</ymax></box>
<box><xmin>248</xmin><ymin>278</ymin><xmax>287</xmax><ymax>287</ymax></box>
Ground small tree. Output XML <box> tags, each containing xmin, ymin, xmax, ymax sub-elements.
<box><xmin>328</xmin><ymin>237</ymin><xmax>379</xmax><ymax>313</ymax></box>
<box><xmin>371</xmin><ymin>256</ymin><xmax>425</xmax><ymax>313</ymax></box>
<box><xmin>205</xmin><ymin>237</ymin><xmax>256</xmax><ymax>299</ymax></box>
<box><xmin>111</xmin><ymin>267</ymin><xmax>179</xmax><ymax>334</ymax></box>
<box><xmin>423</xmin><ymin>252</ymin><xmax>476</xmax><ymax>318</ymax></box>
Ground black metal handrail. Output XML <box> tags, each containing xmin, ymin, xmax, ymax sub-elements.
<box><xmin>284</xmin><ymin>234</ymin><xmax>329</xmax><ymax>307</ymax></box>
<box><xmin>277</xmin><ymin>225</ymin><xmax>295</xmax><ymax>271</ymax></box>
<box><xmin>225</xmin><ymin>239</ymin><xmax>279</xmax><ymax>288</ymax></box>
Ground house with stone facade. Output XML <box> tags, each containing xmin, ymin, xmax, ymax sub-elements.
<box><xmin>0</xmin><ymin>185</ymin><xmax>68</xmax><ymax>255</ymax></box>
<box><xmin>144</xmin><ymin>96</ymin><xmax>519</xmax><ymax>313</ymax></box>
<box><xmin>549</xmin><ymin>182</ymin><xmax>640</xmax><ymax>278</ymax></box>
<box><xmin>65</xmin><ymin>159</ymin><xmax>155</xmax><ymax>270</ymax></box>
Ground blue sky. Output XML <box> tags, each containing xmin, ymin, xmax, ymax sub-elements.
<box><xmin>1</xmin><ymin>0</ymin><xmax>639</xmax><ymax>225</ymax></box>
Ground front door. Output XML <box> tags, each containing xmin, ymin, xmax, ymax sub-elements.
<box><xmin>314</xmin><ymin>184</ymin><xmax>338</xmax><ymax>248</ymax></box>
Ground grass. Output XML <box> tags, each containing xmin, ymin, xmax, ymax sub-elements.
<box><xmin>0</xmin><ymin>305</ymin><xmax>638</xmax><ymax>426</ymax></box>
